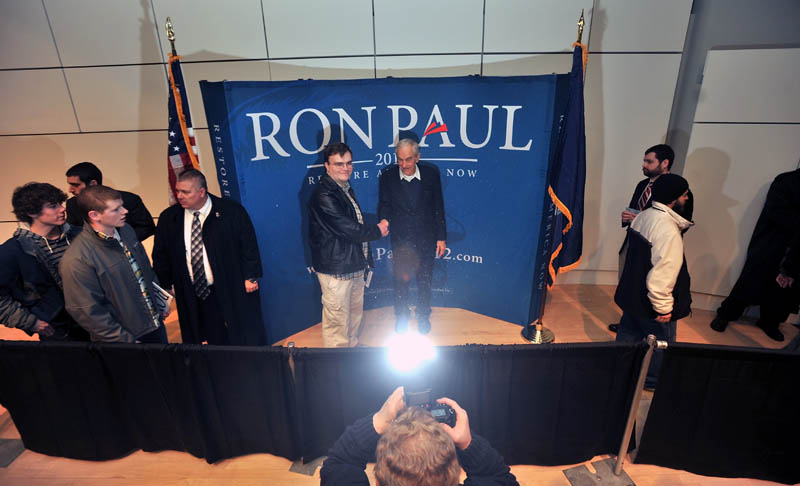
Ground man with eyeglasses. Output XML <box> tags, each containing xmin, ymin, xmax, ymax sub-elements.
<box><xmin>309</xmin><ymin>143</ymin><xmax>389</xmax><ymax>347</ymax></box>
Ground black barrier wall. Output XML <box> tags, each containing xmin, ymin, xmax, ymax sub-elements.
<box><xmin>636</xmin><ymin>343</ymin><xmax>800</xmax><ymax>485</ymax></box>
<box><xmin>0</xmin><ymin>342</ymin><xmax>299</xmax><ymax>463</ymax></box>
<box><xmin>0</xmin><ymin>340</ymin><xmax>646</xmax><ymax>467</ymax></box>
<box><xmin>293</xmin><ymin>343</ymin><xmax>646</xmax><ymax>464</ymax></box>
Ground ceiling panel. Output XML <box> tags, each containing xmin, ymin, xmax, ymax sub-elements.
<box><xmin>152</xmin><ymin>0</ymin><xmax>268</xmax><ymax>61</ymax></box>
<box><xmin>0</xmin><ymin>70</ymin><xmax>78</xmax><ymax>135</ymax></box>
<box><xmin>66</xmin><ymin>65</ymin><xmax>168</xmax><ymax>131</ymax></box>
<box><xmin>695</xmin><ymin>48</ymin><xmax>800</xmax><ymax>123</ymax></box>
<box><xmin>484</xmin><ymin>0</ymin><xmax>594</xmax><ymax>53</ymax></box>
<box><xmin>375</xmin><ymin>0</ymin><xmax>483</xmax><ymax>54</ymax></box>
<box><xmin>0</xmin><ymin>0</ymin><xmax>61</xmax><ymax>69</ymax></box>
<box><xmin>588</xmin><ymin>0</ymin><xmax>692</xmax><ymax>52</ymax></box>
<box><xmin>45</xmin><ymin>0</ymin><xmax>163</xmax><ymax>65</ymax></box>
<box><xmin>263</xmin><ymin>0</ymin><xmax>373</xmax><ymax>58</ymax></box>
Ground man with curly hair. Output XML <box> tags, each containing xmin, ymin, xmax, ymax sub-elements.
<box><xmin>0</xmin><ymin>182</ymin><xmax>88</xmax><ymax>340</ymax></box>
<box><xmin>321</xmin><ymin>387</ymin><xmax>518</xmax><ymax>485</ymax></box>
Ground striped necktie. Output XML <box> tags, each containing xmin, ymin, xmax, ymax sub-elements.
<box><xmin>190</xmin><ymin>211</ymin><xmax>210</xmax><ymax>300</ymax></box>
<box><xmin>637</xmin><ymin>181</ymin><xmax>653</xmax><ymax>210</ymax></box>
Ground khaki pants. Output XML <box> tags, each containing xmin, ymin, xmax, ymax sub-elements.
<box><xmin>317</xmin><ymin>272</ymin><xmax>365</xmax><ymax>347</ymax></box>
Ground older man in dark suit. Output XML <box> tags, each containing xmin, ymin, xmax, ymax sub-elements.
<box><xmin>378</xmin><ymin>138</ymin><xmax>447</xmax><ymax>334</ymax></box>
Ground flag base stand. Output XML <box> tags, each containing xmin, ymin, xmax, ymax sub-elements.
<box><xmin>521</xmin><ymin>323</ymin><xmax>555</xmax><ymax>344</ymax></box>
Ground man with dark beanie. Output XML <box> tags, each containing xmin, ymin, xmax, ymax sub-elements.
<box><xmin>614</xmin><ymin>173</ymin><xmax>693</xmax><ymax>390</ymax></box>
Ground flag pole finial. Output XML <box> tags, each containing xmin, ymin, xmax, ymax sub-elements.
<box><xmin>165</xmin><ymin>17</ymin><xmax>177</xmax><ymax>56</ymax></box>
<box><xmin>577</xmin><ymin>9</ymin><xmax>585</xmax><ymax>44</ymax></box>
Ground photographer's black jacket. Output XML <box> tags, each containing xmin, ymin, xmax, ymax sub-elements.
<box><xmin>320</xmin><ymin>415</ymin><xmax>519</xmax><ymax>486</ymax></box>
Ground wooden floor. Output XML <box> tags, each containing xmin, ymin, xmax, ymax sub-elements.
<box><xmin>0</xmin><ymin>284</ymin><xmax>795</xmax><ymax>486</ymax></box>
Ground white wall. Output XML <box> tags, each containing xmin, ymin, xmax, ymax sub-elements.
<box><xmin>683</xmin><ymin>48</ymin><xmax>800</xmax><ymax>311</ymax></box>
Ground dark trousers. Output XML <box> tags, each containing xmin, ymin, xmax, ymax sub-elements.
<box><xmin>615</xmin><ymin>312</ymin><xmax>676</xmax><ymax>388</ymax></box>
<box><xmin>392</xmin><ymin>241</ymin><xmax>434</xmax><ymax>319</ymax></box>
<box><xmin>41</xmin><ymin>314</ymin><xmax>90</xmax><ymax>342</ymax></box>
<box><xmin>198</xmin><ymin>286</ymin><xmax>229</xmax><ymax>345</ymax></box>
<box><xmin>139</xmin><ymin>323</ymin><xmax>168</xmax><ymax>343</ymax></box>
<box><xmin>716</xmin><ymin>278</ymin><xmax>797</xmax><ymax>331</ymax></box>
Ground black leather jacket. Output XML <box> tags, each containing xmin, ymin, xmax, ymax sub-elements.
<box><xmin>308</xmin><ymin>174</ymin><xmax>382</xmax><ymax>275</ymax></box>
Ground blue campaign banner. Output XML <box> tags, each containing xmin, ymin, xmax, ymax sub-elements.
<box><xmin>200</xmin><ymin>75</ymin><xmax>566</xmax><ymax>343</ymax></box>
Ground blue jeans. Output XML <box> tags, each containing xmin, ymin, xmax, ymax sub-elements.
<box><xmin>615</xmin><ymin>312</ymin><xmax>676</xmax><ymax>388</ymax></box>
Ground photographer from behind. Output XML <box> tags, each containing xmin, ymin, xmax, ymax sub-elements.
<box><xmin>320</xmin><ymin>386</ymin><xmax>518</xmax><ymax>486</ymax></box>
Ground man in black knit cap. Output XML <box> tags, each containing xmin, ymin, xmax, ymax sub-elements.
<box><xmin>614</xmin><ymin>173</ymin><xmax>693</xmax><ymax>389</ymax></box>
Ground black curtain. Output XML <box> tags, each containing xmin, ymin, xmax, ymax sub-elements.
<box><xmin>636</xmin><ymin>343</ymin><xmax>800</xmax><ymax>485</ymax></box>
<box><xmin>0</xmin><ymin>341</ymin><xmax>300</xmax><ymax>463</ymax></box>
<box><xmin>293</xmin><ymin>342</ymin><xmax>647</xmax><ymax>464</ymax></box>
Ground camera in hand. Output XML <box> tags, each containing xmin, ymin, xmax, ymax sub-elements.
<box><xmin>405</xmin><ymin>389</ymin><xmax>456</xmax><ymax>427</ymax></box>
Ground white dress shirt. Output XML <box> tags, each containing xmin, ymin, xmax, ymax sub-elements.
<box><xmin>399</xmin><ymin>165</ymin><xmax>421</xmax><ymax>182</ymax></box>
<box><xmin>183</xmin><ymin>196</ymin><xmax>214</xmax><ymax>285</ymax></box>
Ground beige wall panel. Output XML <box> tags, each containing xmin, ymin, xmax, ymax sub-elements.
<box><xmin>482</xmin><ymin>54</ymin><xmax>572</xmax><ymax>76</ymax></box>
<box><xmin>0</xmin><ymin>223</ymin><xmax>19</xmax><ymax>243</ymax></box>
<box><xmin>0</xmin><ymin>70</ymin><xmax>78</xmax><ymax>135</ymax></box>
<box><xmin>180</xmin><ymin>60</ymin><xmax>270</xmax><ymax>129</ymax></box>
<box><xmin>152</xmin><ymin>0</ymin><xmax>268</xmax><ymax>61</ymax></box>
<box><xmin>563</xmin><ymin>54</ymin><xmax>682</xmax><ymax>281</ymax></box>
<box><xmin>193</xmin><ymin>129</ymin><xmax>222</xmax><ymax>197</ymax></box>
<box><xmin>0</xmin><ymin>0</ymin><xmax>60</xmax><ymax>69</ymax></box>
<box><xmin>375</xmin><ymin>55</ymin><xmax>480</xmax><ymax>78</ymax></box>
<box><xmin>588</xmin><ymin>0</ymin><xmax>692</xmax><ymax>52</ymax></box>
<box><xmin>263</xmin><ymin>0</ymin><xmax>373</xmax><ymax>58</ymax></box>
<box><xmin>683</xmin><ymin>124</ymin><xmax>800</xmax><ymax>299</ymax></box>
<box><xmin>269</xmin><ymin>57</ymin><xmax>374</xmax><ymax>82</ymax></box>
<box><xmin>65</xmin><ymin>65</ymin><xmax>168</xmax><ymax>132</ymax></box>
<box><xmin>44</xmin><ymin>0</ymin><xmax>162</xmax><ymax>65</ymax></box>
<box><xmin>0</xmin><ymin>131</ymin><xmax>172</xmax><ymax>224</ymax></box>
<box><xmin>484</xmin><ymin>0</ymin><xmax>594</xmax><ymax>53</ymax></box>
<box><xmin>695</xmin><ymin>48</ymin><xmax>800</xmax><ymax>124</ymax></box>
<box><xmin>375</xmin><ymin>0</ymin><xmax>483</xmax><ymax>54</ymax></box>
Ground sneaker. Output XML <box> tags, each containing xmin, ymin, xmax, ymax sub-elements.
<box><xmin>417</xmin><ymin>316</ymin><xmax>431</xmax><ymax>335</ymax></box>
<box><xmin>710</xmin><ymin>318</ymin><xmax>728</xmax><ymax>332</ymax></box>
<box><xmin>608</xmin><ymin>323</ymin><xmax>619</xmax><ymax>333</ymax></box>
<box><xmin>757</xmin><ymin>322</ymin><xmax>784</xmax><ymax>342</ymax></box>
<box><xmin>395</xmin><ymin>316</ymin><xmax>409</xmax><ymax>334</ymax></box>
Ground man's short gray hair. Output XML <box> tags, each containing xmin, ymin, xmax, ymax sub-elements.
<box><xmin>177</xmin><ymin>168</ymin><xmax>208</xmax><ymax>190</ymax></box>
<box><xmin>396</xmin><ymin>138</ymin><xmax>420</xmax><ymax>156</ymax></box>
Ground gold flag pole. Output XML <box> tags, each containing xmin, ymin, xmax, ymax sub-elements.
<box><xmin>165</xmin><ymin>16</ymin><xmax>177</xmax><ymax>56</ymax></box>
<box><xmin>522</xmin><ymin>11</ymin><xmax>586</xmax><ymax>345</ymax></box>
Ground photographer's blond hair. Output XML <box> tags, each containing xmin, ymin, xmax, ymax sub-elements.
<box><xmin>374</xmin><ymin>407</ymin><xmax>460</xmax><ymax>486</ymax></box>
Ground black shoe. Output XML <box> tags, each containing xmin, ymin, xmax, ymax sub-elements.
<box><xmin>710</xmin><ymin>318</ymin><xmax>728</xmax><ymax>332</ymax></box>
<box><xmin>608</xmin><ymin>323</ymin><xmax>619</xmax><ymax>333</ymax></box>
<box><xmin>417</xmin><ymin>316</ymin><xmax>431</xmax><ymax>335</ymax></box>
<box><xmin>395</xmin><ymin>316</ymin><xmax>409</xmax><ymax>334</ymax></box>
<box><xmin>757</xmin><ymin>322</ymin><xmax>784</xmax><ymax>342</ymax></box>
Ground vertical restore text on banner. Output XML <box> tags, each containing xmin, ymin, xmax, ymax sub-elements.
<box><xmin>200</xmin><ymin>75</ymin><xmax>568</xmax><ymax>343</ymax></box>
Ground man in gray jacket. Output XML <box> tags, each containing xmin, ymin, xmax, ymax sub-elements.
<box><xmin>61</xmin><ymin>185</ymin><xmax>168</xmax><ymax>343</ymax></box>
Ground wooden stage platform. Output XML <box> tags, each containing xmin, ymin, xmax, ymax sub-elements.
<box><xmin>0</xmin><ymin>284</ymin><xmax>795</xmax><ymax>485</ymax></box>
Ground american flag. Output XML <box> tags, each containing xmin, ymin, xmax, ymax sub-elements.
<box><xmin>166</xmin><ymin>53</ymin><xmax>199</xmax><ymax>204</ymax></box>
